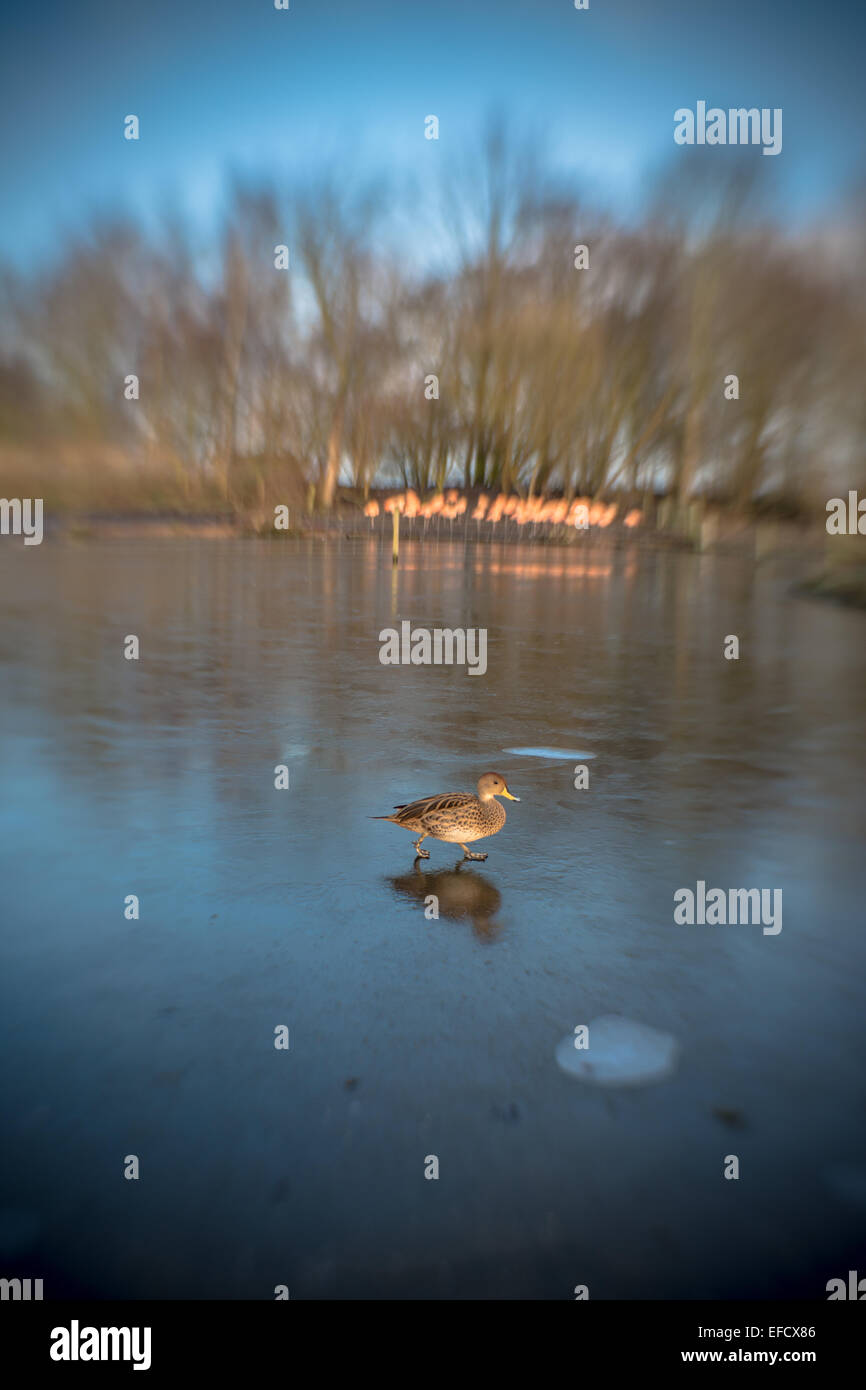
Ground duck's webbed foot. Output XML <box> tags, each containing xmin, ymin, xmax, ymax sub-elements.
<box><xmin>460</xmin><ymin>845</ymin><xmax>487</xmax><ymax>861</ymax></box>
<box><xmin>413</xmin><ymin>837</ymin><xmax>430</xmax><ymax>859</ymax></box>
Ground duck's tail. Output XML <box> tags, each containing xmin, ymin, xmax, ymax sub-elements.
<box><xmin>371</xmin><ymin>803</ymin><xmax>407</xmax><ymax>821</ymax></box>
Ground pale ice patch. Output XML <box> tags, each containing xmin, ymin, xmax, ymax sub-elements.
<box><xmin>504</xmin><ymin>747</ymin><xmax>596</xmax><ymax>760</ymax></box>
<box><xmin>556</xmin><ymin>1015</ymin><xmax>679</xmax><ymax>1086</ymax></box>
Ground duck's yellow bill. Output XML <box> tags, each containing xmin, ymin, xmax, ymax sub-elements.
<box><xmin>501</xmin><ymin>789</ymin><xmax>520</xmax><ymax>800</ymax></box>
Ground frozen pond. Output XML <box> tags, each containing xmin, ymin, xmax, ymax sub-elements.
<box><xmin>1</xmin><ymin>536</ymin><xmax>864</xmax><ymax>1298</ymax></box>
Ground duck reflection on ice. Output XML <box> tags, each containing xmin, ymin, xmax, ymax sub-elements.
<box><xmin>388</xmin><ymin>861</ymin><xmax>503</xmax><ymax>939</ymax></box>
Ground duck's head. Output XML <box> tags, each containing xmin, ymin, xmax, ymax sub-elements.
<box><xmin>477</xmin><ymin>772</ymin><xmax>520</xmax><ymax>802</ymax></box>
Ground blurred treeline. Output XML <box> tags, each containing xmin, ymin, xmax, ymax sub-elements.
<box><xmin>1</xmin><ymin>126</ymin><xmax>863</xmax><ymax>517</ymax></box>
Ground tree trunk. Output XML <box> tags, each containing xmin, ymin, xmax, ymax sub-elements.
<box><xmin>321</xmin><ymin>413</ymin><xmax>342</xmax><ymax>509</ymax></box>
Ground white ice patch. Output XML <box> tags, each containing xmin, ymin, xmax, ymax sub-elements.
<box><xmin>503</xmin><ymin>747</ymin><xmax>596</xmax><ymax>760</ymax></box>
<box><xmin>556</xmin><ymin>1015</ymin><xmax>679</xmax><ymax>1086</ymax></box>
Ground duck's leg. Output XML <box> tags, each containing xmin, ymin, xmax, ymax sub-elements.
<box><xmin>412</xmin><ymin>834</ymin><xmax>430</xmax><ymax>860</ymax></box>
<box><xmin>460</xmin><ymin>843</ymin><xmax>487</xmax><ymax>861</ymax></box>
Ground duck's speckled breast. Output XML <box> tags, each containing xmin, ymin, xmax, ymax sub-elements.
<box><xmin>432</xmin><ymin>796</ymin><xmax>506</xmax><ymax>843</ymax></box>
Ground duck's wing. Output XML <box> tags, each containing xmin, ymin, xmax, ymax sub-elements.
<box><xmin>390</xmin><ymin>791</ymin><xmax>472</xmax><ymax>824</ymax></box>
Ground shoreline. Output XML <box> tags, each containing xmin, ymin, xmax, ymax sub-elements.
<box><xmin>24</xmin><ymin>512</ymin><xmax>862</xmax><ymax>610</ymax></box>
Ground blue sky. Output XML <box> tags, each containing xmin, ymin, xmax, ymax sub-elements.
<box><xmin>1</xmin><ymin>0</ymin><xmax>864</xmax><ymax>264</ymax></box>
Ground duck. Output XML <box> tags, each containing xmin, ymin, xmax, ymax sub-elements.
<box><xmin>373</xmin><ymin>772</ymin><xmax>519</xmax><ymax>860</ymax></box>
